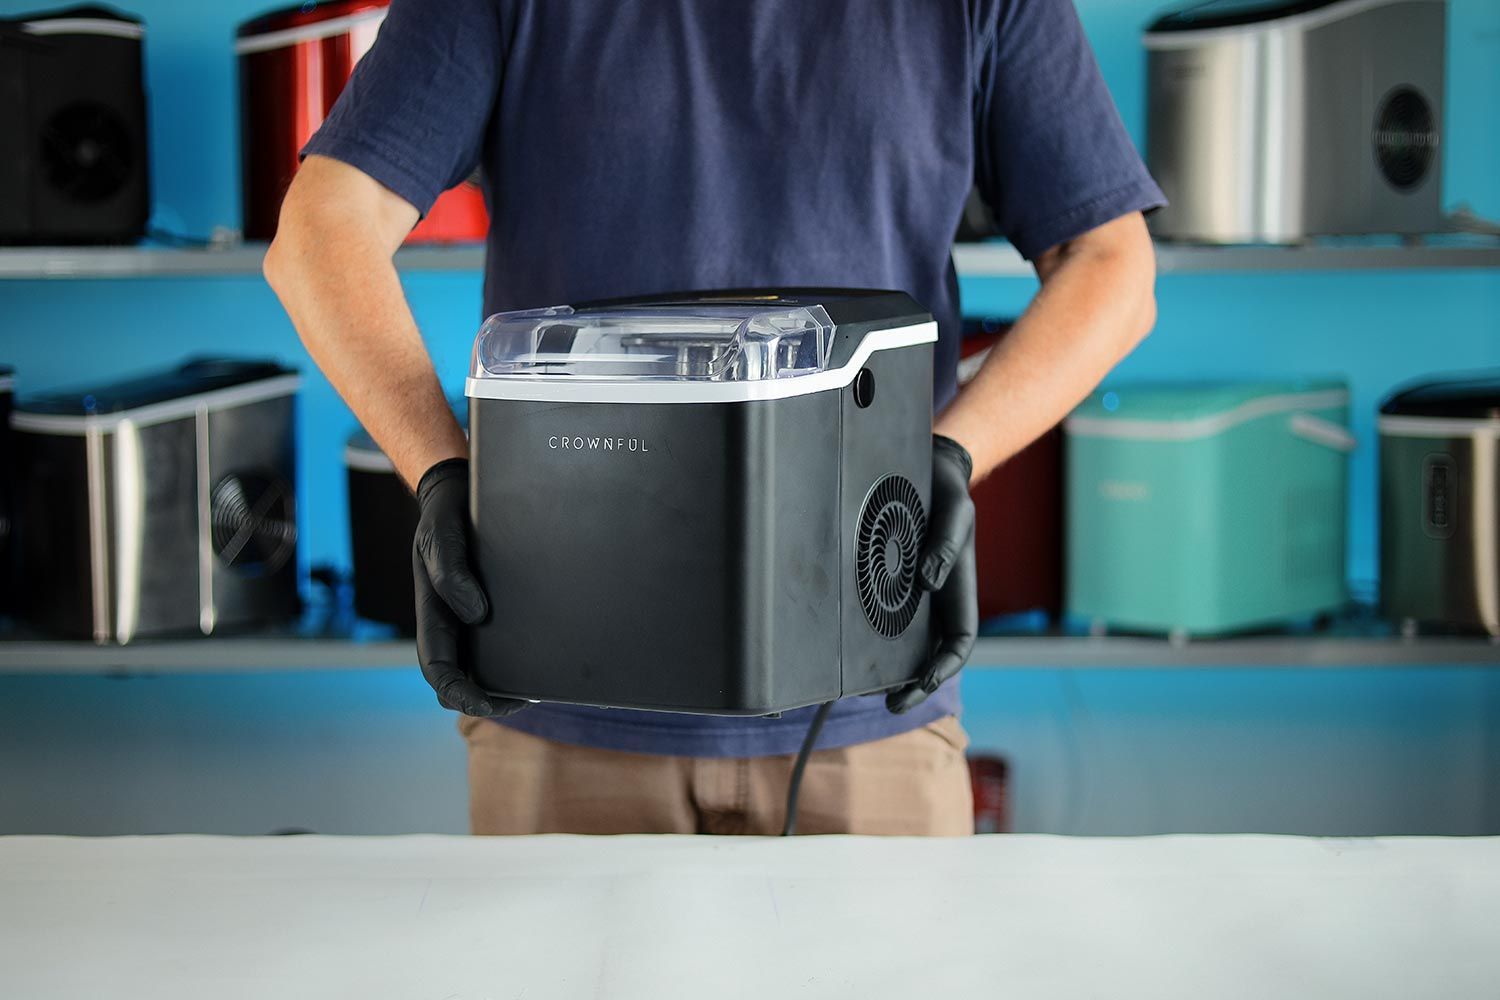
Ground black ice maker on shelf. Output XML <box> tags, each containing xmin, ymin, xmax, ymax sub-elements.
<box><xmin>465</xmin><ymin>289</ymin><xmax>937</xmax><ymax>715</ymax></box>
<box><xmin>11</xmin><ymin>358</ymin><xmax>301</xmax><ymax>643</ymax></box>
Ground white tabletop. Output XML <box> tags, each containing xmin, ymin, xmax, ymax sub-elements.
<box><xmin>2</xmin><ymin>834</ymin><xmax>1497</xmax><ymax>999</ymax></box>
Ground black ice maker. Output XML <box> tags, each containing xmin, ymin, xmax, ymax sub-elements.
<box><xmin>465</xmin><ymin>289</ymin><xmax>937</xmax><ymax>715</ymax></box>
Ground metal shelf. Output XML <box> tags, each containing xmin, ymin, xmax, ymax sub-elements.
<box><xmin>3</xmin><ymin>239</ymin><xmax>1498</xmax><ymax>281</ymax></box>
<box><xmin>0</xmin><ymin>631</ymin><xmax>1493</xmax><ymax>676</ymax></box>
<box><xmin>967</xmin><ymin>633</ymin><xmax>1498</xmax><ymax>668</ymax></box>
<box><xmin>0</xmin><ymin>636</ymin><xmax>416</xmax><ymax>674</ymax></box>
<box><xmin>0</xmin><ymin>243</ymin><xmax>485</xmax><ymax>279</ymax></box>
<box><xmin>954</xmin><ymin>239</ymin><xmax>1500</xmax><ymax>277</ymax></box>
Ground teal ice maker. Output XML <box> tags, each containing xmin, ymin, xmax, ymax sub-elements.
<box><xmin>1065</xmin><ymin>381</ymin><xmax>1353</xmax><ymax>637</ymax></box>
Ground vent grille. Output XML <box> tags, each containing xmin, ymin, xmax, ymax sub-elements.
<box><xmin>1373</xmin><ymin>87</ymin><xmax>1437</xmax><ymax>191</ymax></box>
<box><xmin>40</xmin><ymin>102</ymin><xmax>136</xmax><ymax>203</ymax></box>
<box><xmin>211</xmin><ymin>472</ymin><xmax>296</xmax><ymax>575</ymax></box>
<box><xmin>855</xmin><ymin>474</ymin><xmax>926</xmax><ymax>639</ymax></box>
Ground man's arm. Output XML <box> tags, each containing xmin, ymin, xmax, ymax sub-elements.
<box><xmin>263</xmin><ymin>154</ymin><xmax>465</xmax><ymax>489</ymax></box>
<box><xmin>268</xmin><ymin>155</ymin><xmax>512</xmax><ymax>717</ymax></box>
<box><xmin>934</xmin><ymin>211</ymin><xmax>1157</xmax><ymax>482</ymax></box>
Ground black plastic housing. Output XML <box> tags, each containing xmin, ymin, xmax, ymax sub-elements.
<box><xmin>346</xmin><ymin>459</ymin><xmax>420</xmax><ymax>635</ymax></box>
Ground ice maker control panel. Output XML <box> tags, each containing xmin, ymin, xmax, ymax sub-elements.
<box><xmin>1422</xmin><ymin>453</ymin><xmax>1457</xmax><ymax>539</ymax></box>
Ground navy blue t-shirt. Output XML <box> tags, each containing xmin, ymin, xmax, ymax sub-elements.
<box><xmin>305</xmin><ymin>0</ymin><xmax>1163</xmax><ymax>757</ymax></box>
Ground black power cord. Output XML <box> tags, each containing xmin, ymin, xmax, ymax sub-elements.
<box><xmin>781</xmin><ymin>700</ymin><xmax>834</xmax><ymax>837</ymax></box>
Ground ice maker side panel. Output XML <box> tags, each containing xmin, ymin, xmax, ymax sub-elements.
<box><xmin>348</xmin><ymin>466</ymin><xmax>421</xmax><ymax>634</ymax></box>
<box><xmin>840</xmin><ymin>344</ymin><xmax>934</xmax><ymax>699</ymax></box>
<box><xmin>205</xmin><ymin>395</ymin><xmax>301</xmax><ymax>633</ymax></box>
<box><xmin>1301</xmin><ymin>2</ymin><xmax>1446</xmax><ymax>236</ymax></box>
<box><xmin>1381</xmin><ymin>434</ymin><xmax>1499</xmax><ymax>632</ymax></box>
<box><xmin>15</xmin><ymin>432</ymin><xmax>96</xmax><ymax>638</ymax></box>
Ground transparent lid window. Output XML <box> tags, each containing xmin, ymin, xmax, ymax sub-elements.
<box><xmin>470</xmin><ymin>303</ymin><xmax>835</xmax><ymax>382</ymax></box>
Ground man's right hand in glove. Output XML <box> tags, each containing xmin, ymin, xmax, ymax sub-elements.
<box><xmin>412</xmin><ymin>458</ymin><xmax>528</xmax><ymax>718</ymax></box>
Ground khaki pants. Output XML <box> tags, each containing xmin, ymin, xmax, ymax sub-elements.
<box><xmin>459</xmin><ymin>715</ymin><xmax>974</xmax><ymax>836</ymax></box>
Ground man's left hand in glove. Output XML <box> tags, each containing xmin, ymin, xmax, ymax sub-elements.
<box><xmin>887</xmin><ymin>434</ymin><xmax>978</xmax><ymax>714</ymax></box>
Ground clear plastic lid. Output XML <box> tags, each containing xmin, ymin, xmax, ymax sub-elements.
<box><xmin>470</xmin><ymin>303</ymin><xmax>836</xmax><ymax>382</ymax></box>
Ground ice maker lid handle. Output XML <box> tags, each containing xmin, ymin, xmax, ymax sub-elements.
<box><xmin>1289</xmin><ymin>413</ymin><xmax>1357</xmax><ymax>453</ymax></box>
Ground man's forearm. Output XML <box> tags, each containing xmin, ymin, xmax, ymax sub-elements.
<box><xmin>264</xmin><ymin>158</ymin><xmax>464</xmax><ymax>489</ymax></box>
<box><xmin>934</xmin><ymin>212</ymin><xmax>1157</xmax><ymax>481</ymax></box>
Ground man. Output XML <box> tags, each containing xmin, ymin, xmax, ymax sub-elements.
<box><xmin>265</xmin><ymin>0</ymin><xmax>1161</xmax><ymax>836</ymax></box>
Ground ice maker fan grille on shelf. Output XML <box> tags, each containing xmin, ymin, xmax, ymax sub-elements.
<box><xmin>1374</xmin><ymin>87</ymin><xmax>1437</xmax><ymax>191</ymax></box>
<box><xmin>855</xmin><ymin>474</ymin><xmax>927</xmax><ymax>639</ymax></box>
<box><xmin>211</xmin><ymin>472</ymin><xmax>297</xmax><ymax>575</ymax></box>
<box><xmin>40</xmin><ymin>102</ymin><xmax>137</xmax><ymax>203</ymax></box>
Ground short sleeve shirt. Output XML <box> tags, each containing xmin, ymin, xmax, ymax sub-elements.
<box><xmin>305</xmin><ymin>0</ymin><xmax>1164</xmax><ymax>757</ymax></box>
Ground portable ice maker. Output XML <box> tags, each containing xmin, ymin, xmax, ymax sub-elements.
<box><xmin>1065</xmin><ymin>380</ymin><xmax>1353</xmax><ymax>637</ymax></box>
<box><xmin>1144</xmin><ymin>0</ymin><xmax>1447</xmax><ymax>244</ymax></box>
<box><xmin>12</xmin><ymin>358</ymin><xmax>301</xmax><ymax>643</ymax></box>
<box><xmin>1379</xmin><ymin>373</ymin><xmax>1500</xmax><ymax>637</ymax></box>
<box><xmin>0</xmin><ymin>5</ymin><xmax>150</xmax><ymax>245</ymax></box>
<box><xmin>464</xmin><ymin>289</ymin><xmax>937</xmax><ymax>716</ymax></box>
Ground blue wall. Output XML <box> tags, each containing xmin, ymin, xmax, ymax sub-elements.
<box><xmin>1</xmin><ymin>0</ymin><xmax>1497</xmax><ymax>835</ymax></box>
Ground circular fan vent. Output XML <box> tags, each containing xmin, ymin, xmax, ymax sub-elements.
<box><xmin>211</xmin><ymin>472</ymin><xmax>296</xmax><ymax>575</ymax></box>
<box><xmin>1373</xmin><ymin>87</ymin><xmax>1437</xmax><ymax>191</ymax></box>
<box><xmin>855</xmin><ymin>474</ymin><xmax>927</xmax><ymax>639</ymax></box>
<box><xmin>40</xmin><ymin>102</ymin><xmax>135</xmax><ymax>203</ymax></box>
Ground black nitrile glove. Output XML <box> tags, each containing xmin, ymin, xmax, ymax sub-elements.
<box><xmin>412</xmin><ymin>458</ymin><xmax>528</xmax><ymax>718</ymax></box>
<box><xmin>887</xmin><ymin>435</ymin><xmax>979</xmax><ymax>714</ymax></box>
